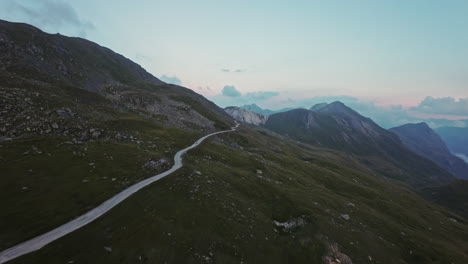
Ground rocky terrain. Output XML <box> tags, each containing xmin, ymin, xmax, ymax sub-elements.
<box><xmin>390</xmin><ymin>123</ymin><xmax>468</xmax><ymax>179</ymax></box>
<box><xmin>224</xmin><ymin>106</ymin><xmax>269</xmax><ymax>126</ymax></box>
<box><xmin>239</xmin><ymin>103</ymin><xmax>294</xmax><ymax>115</ymax></box>
<box><xmin>0</xmin><ymin>19</ymin><xmax>233</xmax><ymax>137</ymax></box>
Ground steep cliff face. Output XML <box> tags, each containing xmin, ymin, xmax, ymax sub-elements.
<box><xmin>224</xmin><ymin>106</ymin><xmax>269</xmax><ymax>126</ymax></box>
<box><xmin>390</xmin><ymin>123</ymin><xmax>468</xmax><ymax>179</ymax></box>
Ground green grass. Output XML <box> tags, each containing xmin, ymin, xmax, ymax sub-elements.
<box><xmin>0</xmin><ymin>126</ymin><xmax>197</xmax><ymax>250</ymax></box>
<box><xmin>5</xmin><ymin>126</ymin><xmax>468</xmax><ymax>264</ymax></box>
<box><xmin>1</xmin><ymin>63</ymin><xmax>467</xmax><ymax>262</ymax></box>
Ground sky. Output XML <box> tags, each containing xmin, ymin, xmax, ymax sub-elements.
<box><xmin>1</xmin><ymin>0</ymin><xmax>467</xmax><ymax>127</ymax></box>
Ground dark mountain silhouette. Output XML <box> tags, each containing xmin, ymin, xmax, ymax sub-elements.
<box><xmin>390</xmin><ymin>123</ymin><xmax>468</xmax><ymax>179</ymax></box>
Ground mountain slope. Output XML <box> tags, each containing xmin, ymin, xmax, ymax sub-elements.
<box><xmin>5</xmin><ymin>125</ymin><xmax>468</xmax><ymax>264</ymax></box>
<box><xmin>421</xmin><ymin>180</ymin><xmax>468</xmax><ymax>219</ymax></box>
<box><xmin>0</xmin><ymin>19</ymin><xmax>233</xmax><ymax>133</ymax></box>
<box><xmin>0</xmin><ymin>20</ymin><xmax>161</xmax><ymax>91</ymax></box>
<box><xmin>263</xmin><ymin>102</ymin><xmax>454</xmax><ymax>187</ymax></box>
<box><xmin>224</xmin><ymin>106</ymin><xmax>268</xmax><ymax>126</ymax></box>
<box><xmin>1</xmin><ymin>20</ymin><xmax>468</xmax><ymax>264</ymax></box>
<box><xmin>310</xmin><ymin>102</ymin><xmax>328</xmax><ymax>111</ymax></box>
<box><xmin>240</xmin><ymin>103</ymin><xmax>294</xmax><ymax>115</ymax></box>
<box><xmin>390</xmin><ymin>123</ymin><xmax>468</xmax><ymax>179</ymax></box>
<box><xmin>435</xmin><ymin>127</ymin><xmax>468</xmax><ymax>158</ymax></box>
<box><xmin>0</xmin><ymin>19</ymin><xmax>234</xmax><ymax>255</ymax></box>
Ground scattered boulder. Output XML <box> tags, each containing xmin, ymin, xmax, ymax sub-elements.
<box><xmin>56</xmin><ymin>108</ymin><xmax>75</xmax><ymax>118</ymax></box>
<box><xmin>322</xmin><ymin>243</ymin><xmax>353</xmax><ymax>264</ymax></box>
<box><xmin>104</xmin><ymin>247</ymin><xmax>112</xmax><ymax>253</ymax></box>
<box><xmin>340</xmin><ymin>214</ymin><xmax>350</xmax><ymax>221</ymax></box>
<box><xmin>143</xmin><ymin>158</ymin><xmax>168</xmax><ymax>170</ymax></box>
<box><xmin>91</xmin><ymin>130</ymin><xmax>102</xmax><ymax>138</ymax></box>
<box><xmin>273</xmin><ymin>217</ymin><xmax>305</xmax><ymax>232</ymax></box>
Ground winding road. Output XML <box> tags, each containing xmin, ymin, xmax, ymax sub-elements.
<box><xmin>0</xmin><ymin>123</ymin><xmax>239</xmax><ymax>264</ymax></box>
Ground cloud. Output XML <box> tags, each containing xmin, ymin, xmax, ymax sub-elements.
<box><xmin>160</xmin><ymin>75</ymin><xmax>182</xmax><ymax>85</ymax></box>
<box><xmin>220</xmin><ymin>86</ymin><xmax>279</xmax><ymax>101</ymax></box>
<box><xmin>197</xmin><ymin>86</ymin><xmax>211</xmax><ymax>91</ymax></box>
<box><xmin>244</xmin><ymin>91</ymin><xmax>279</xmax><ymax>101</ymax></box>
<box><xmin>1</xmin><ymin>0</ymin><xmax>95</xmax><ymax>37</ymax></box>
<box><xmin>135</xmin><ymin>53</ymin><xmax>154</xmax><ymax>62</ymax></box>
<box><xmin>411</xmin><ymin>96</ymin><xmax>468</xmax><ymax>116</ymax></box>
<box><xmin>220</xmin><ymin>68</ymin><xmax>246</xmax><ymax>73</ymax></box>
<box><xmin>222</xmin><ymin>85</ymin><xmax>241</xmax><ymax>97</ymax></box>
<box><xmin>455</xmin><ymin>153</ymin><xmax>468</xmax><ymax>164</ymax></box>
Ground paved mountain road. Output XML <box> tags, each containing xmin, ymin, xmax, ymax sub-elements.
<box><xmin>0</xmin><ymin>123</ymin><xmax>239</xmax><ymax>264</ymax></box>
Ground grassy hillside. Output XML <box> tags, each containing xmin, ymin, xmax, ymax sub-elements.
<box><xmin>4</xmin><ymin>126</ymin><xmax>468</xmax><ymax>264</ymax></box>
<box><xmin>1</xmin><ymin>19</ymin><xmax>468</xmax><ymax>264</ymax></box>
<box><xmin>422</xmin><ymin>180</ymin><xmax>468</xmax><ymax>219</ymax></box>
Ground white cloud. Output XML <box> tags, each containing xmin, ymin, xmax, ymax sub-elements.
<box><xmin>221</xmin><ymin>85</ymin><xmax>241</xmax><ymax>97</ymax></box>
<box><xmin>411</xmin><ymin>96</ymin><xmax>468</xmax><ymax>116</ymax></box>
<box><xmin>1</xmin><ymin>0</ymin><xmax>95</xmax><ymax>37</ymax></box>
<box><xmin>160</xmin><ymin>75</ymin><xmax>182</xmax><ymax>85</ymax></box>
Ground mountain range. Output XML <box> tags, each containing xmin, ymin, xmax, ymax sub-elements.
<box><xmin>227</xmin><ymin>102</ymin><xmax>455</xmax><ymax>187</ymax></box>
<box><xmin>240</xmin><ymin>103</ymin><xmax>295</xmax><ymax>115</ymax></box>
<box><xmin>1</xmin><ymin>20</ymin><xmax>468</xmax><ymax>263</ymax></box>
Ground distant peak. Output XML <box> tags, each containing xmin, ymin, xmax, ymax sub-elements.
<box><xmin>328</xmin><ymin>101</ymin><xmax>346</xmax><ymax>107</ymax></box>
<box><xmin>415</xmin><ymin>122</ymin><xmax>430</xmax><ymax>128</ymax></box>
<box><xmin>319</xmin><ymin>101</ymin><xmax>356</xmax><ymax>114</ymax></box>
<box><xmin>242</xmin><ymin>103</ymin><xmax>259</xmax><ymax>107</ymax></box>
<box><xmin>310</xmin><ymin>102</ymin><xmax>328</xmax><ymax>111</ymax></box>
<box><xmin>395</xmin><ymin>122</ymin><xmax>431</xmax><ymax>130</ymax></box>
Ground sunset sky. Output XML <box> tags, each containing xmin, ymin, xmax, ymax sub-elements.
<box><xmin>1</xmin><ymin>0</ymin><xmax>467</xmax><ymax>127</ymax></box>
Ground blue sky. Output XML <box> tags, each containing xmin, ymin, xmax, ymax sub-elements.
<box><xmin>1</xmin><ymin>0</ymin><xmax>468</xmax><ymax>127</ymax></box>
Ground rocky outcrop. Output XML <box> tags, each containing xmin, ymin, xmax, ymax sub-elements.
<box><xmin>0</xmin><ymin>19</ymin><xmax>233</xmax><ymax>133</ymax></box>
<box><xmin>322</xmin><ymin>243</ymin><xmax>353</xmax><ymax>264</ymax></box>
<box><xmin>224</xmin><ymin>106</ymin><xmax>269</xmax><ymax>126</ymax></box>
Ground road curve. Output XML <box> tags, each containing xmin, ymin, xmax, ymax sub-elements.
<box><xmin>0</xmin><ymin>123</ymin><xmax>239</xmax><ymax>264</ymax></box>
